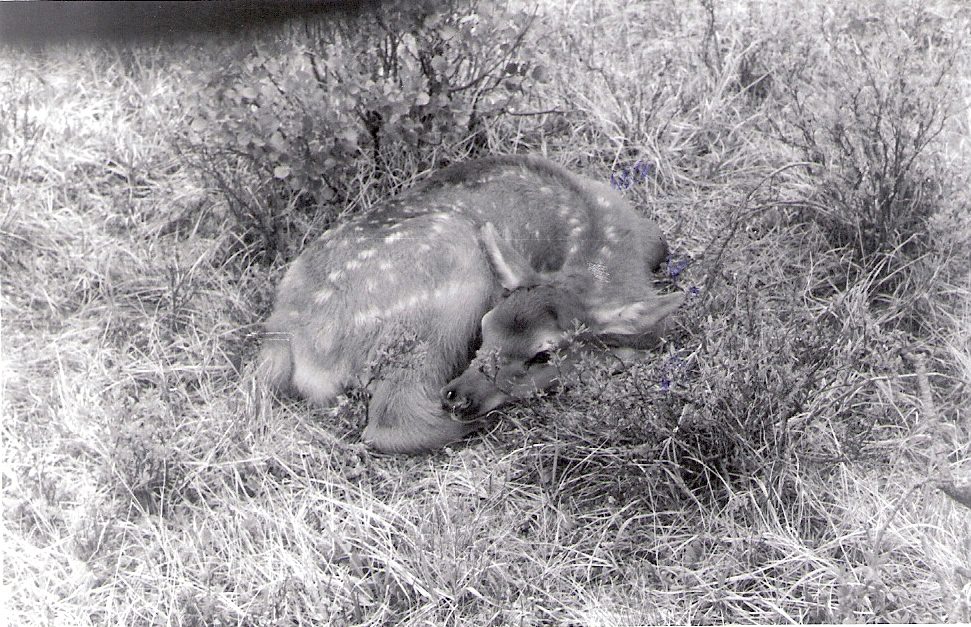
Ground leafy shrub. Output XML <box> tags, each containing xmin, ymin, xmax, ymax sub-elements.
<box><xmin>183</xmin><ymin>0</ymin><xmax>544</xmax><ymax>264</ymax></box>
<box><xmin>762</xmin><ymin>8</ymin><xmax>959</xmax><ymax>299</ymax></box>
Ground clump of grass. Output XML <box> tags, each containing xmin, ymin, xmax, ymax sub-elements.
<box><xmin>753</xmin><ymin>7</ymin><xmax>963</xmax><ymax>339</ymax></box>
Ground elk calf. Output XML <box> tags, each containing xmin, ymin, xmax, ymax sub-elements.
<box><xmin>259</xmin><ymin>155</ymin><xmax>682</xmax><ymax>453</ymax></box>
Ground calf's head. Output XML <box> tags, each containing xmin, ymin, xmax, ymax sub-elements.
<box><xmin>441</xmin><ymin>223</ymin><xmax>684</xmax><ymax>418</ymax></box>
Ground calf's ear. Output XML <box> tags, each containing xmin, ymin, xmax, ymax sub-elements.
<box><xmin>588</xmin><ymin>292</ymin><xmax>685</xmax><ymax>337</ymax></box>
<box><xmin>481</xmin><ymin>222</ymin><xmax>540</xmax><ymax>291</ymax></box>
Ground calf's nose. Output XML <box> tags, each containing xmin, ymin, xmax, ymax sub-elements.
<box><xmin>441</xmin><ymin>382</ymin><xmax>471</xmax><ymax>414</ymax></box>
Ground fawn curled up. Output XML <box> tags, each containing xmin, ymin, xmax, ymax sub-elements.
<box><xmin>259</xmin><ymin>155</ymin><xmax>684</xmax><ymax>453</ymax></box>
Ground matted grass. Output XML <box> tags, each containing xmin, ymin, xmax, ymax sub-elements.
<box><xmin>3</xmin><ymin>1</ymin><xmax>970</xmax><ymax>624</ymax></box>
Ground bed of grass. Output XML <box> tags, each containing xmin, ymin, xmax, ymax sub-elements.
<box><xmin>3</xmin><ymin>1</ymin><xmax>970</xmax><ymax>624</ymax></box>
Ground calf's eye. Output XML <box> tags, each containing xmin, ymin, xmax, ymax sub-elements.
<box><xmin>527</xmin><ymin>350</ymin><xmax>552</xmax><ymax>367</ymax></box>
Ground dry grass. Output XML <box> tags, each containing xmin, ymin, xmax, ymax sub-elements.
<box><xmin>3</xmin><ymin>1</ymin><xmax>970</xmax><ymax>624</ymax></box>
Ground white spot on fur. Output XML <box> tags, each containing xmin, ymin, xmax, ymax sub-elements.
<box><xmin>431</xmin><ymin>283</ymin><xmax>470</xmax><ymax>301</ymax></box>
<box><xmin>358</xmin><ymin>249</ymin><xmax>375</xmax><ymax>260</ymax></box>
<box><xmin>385</xmin><ymin>232</ymin><xmax>406</xmax><ymax>244</ymax></box>
<box><xmin>418</xmin><ymin>243</ymin><xmax>432</xmax><ymax>253</ymax></box>
<box><xmin>327</xmin><ymin>269</ymin><xmax>343</xmax><ymax>282</ymax></box>
<box><xmin>567</xmin><ymin>217</ymin><xmax>581</xmax><ymax>226</ymax></box>
<box><xmin>538</xmin><ymin>186</ymin><xmax>553</xmax><ymax>194</ymax></box>
<box><xmin>314</xmin><ymin>288</ymin><xmax>334</xmax><ymax>303</ymax></box>
<box><xmin>404</xmin><ymin>291</ymin><xmax>429</xmax><ymax>309</ymax></box>
<box><xmin>597</xmin><ymin>196</ymin><xmax>610</xmax><ymax>207</ymax></box>
<box><xmin>378</xmin><ymin>260</ymin><xmax>393</xmax><ymax>271</ymax></box>
<box><xmin>346</xmin><ymin>260</ymin><xmax>362</xmax><ymax>271</ymax></box>
<box><xmin>352</xmin><ymin>306</ymin><xmax>383</xmax><ymax>326</ymax></box>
